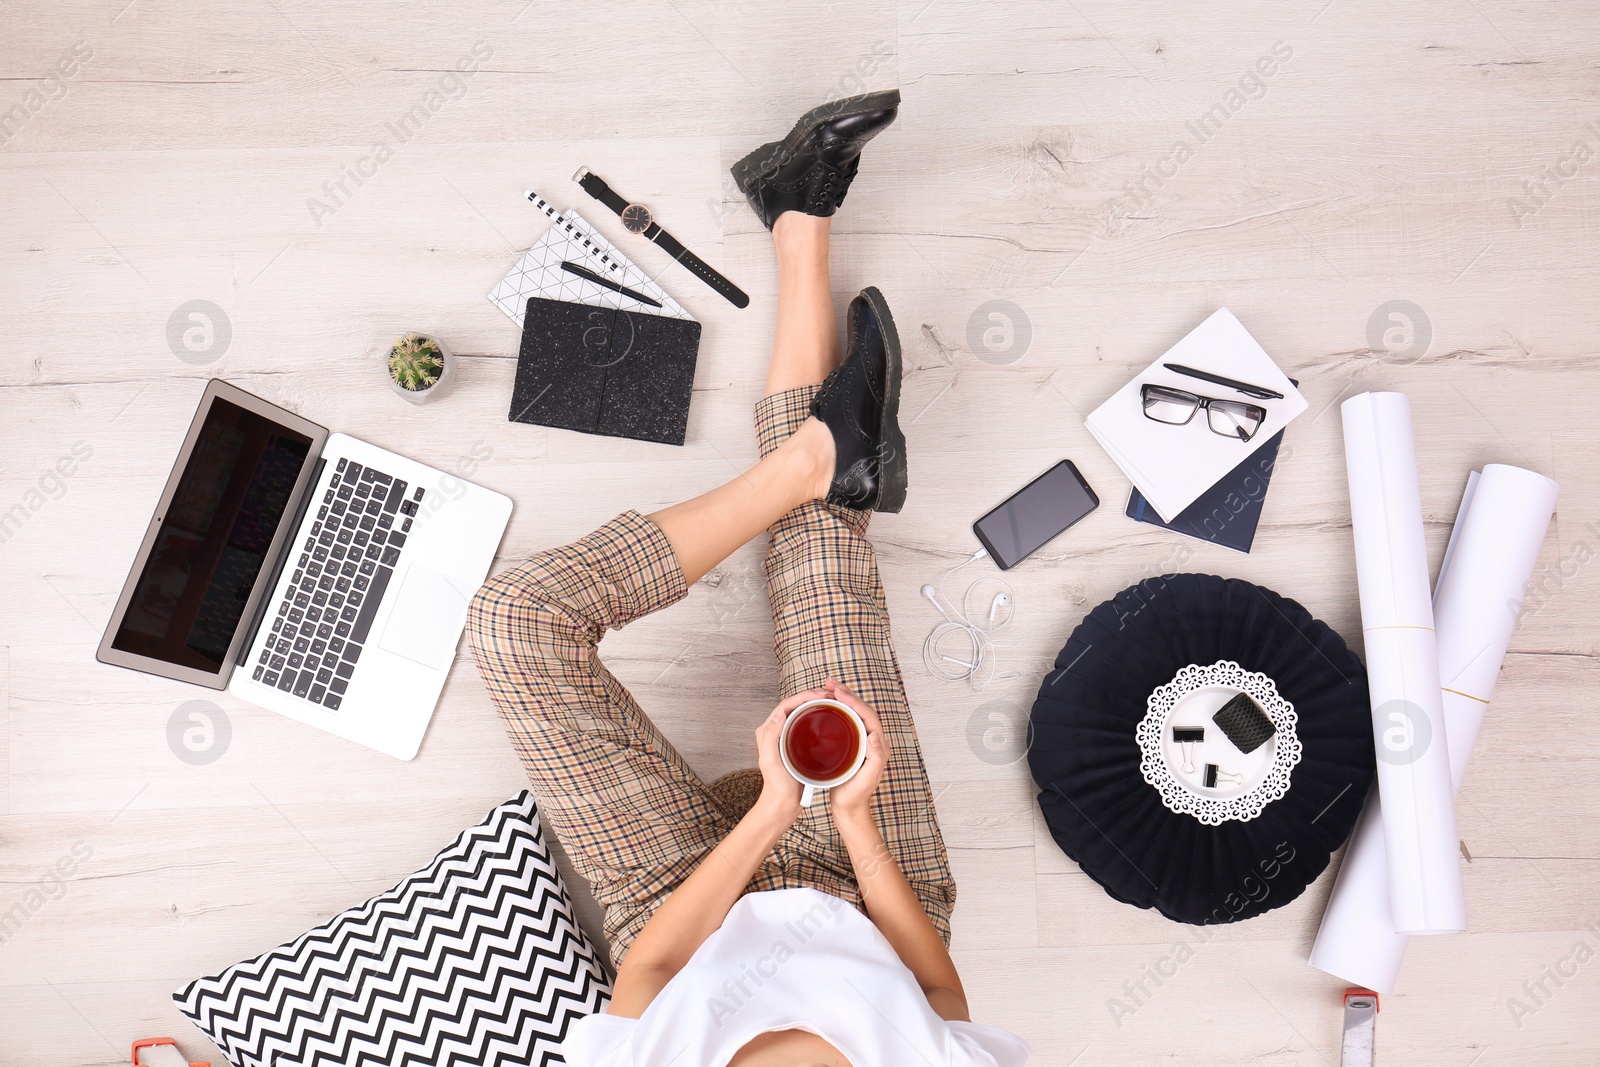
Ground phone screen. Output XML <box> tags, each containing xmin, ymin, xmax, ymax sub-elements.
<box><xmin>973</xmin><ymin>460</ymin><xmax>1099</xmax><ymax>570</ymax></box>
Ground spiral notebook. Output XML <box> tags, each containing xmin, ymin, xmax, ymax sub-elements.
<box><xmin>487</xmin><ymin>193</ymin><xmax>694</xmax><ymax>326</ymax></box>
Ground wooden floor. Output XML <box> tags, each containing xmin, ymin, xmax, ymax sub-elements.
<box><xmin>4</xmin><ymin>1</ymin><xmax>1598</xmax><ymax>1063</ymax></box>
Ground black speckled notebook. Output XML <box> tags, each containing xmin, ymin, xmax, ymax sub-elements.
<box><xmin>510</xmin><ymin>297</ymin><xmax>701</xmax><ymax>446</ymax></box>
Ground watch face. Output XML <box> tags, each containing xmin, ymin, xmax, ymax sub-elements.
<box><xmin>621</xmin><ymin>203</ymin><xmax>652</xmax><ymax>233</ymax></box>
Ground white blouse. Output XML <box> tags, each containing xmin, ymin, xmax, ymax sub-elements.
<box><xmin>563</xmin><ymin>887</ymin><xmax>1029</xmax><ymax>1067</ymax></box>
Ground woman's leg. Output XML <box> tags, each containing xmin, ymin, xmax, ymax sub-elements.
<box><xmin>468</xmin><ymin>462</ymin><xmax>837</xmax><ymax>957</ymax></box>
<box><xmin>647</xmin><ymin>212</ymin><xmax>840</xmax><ymax>585</ymax></box>
<box><xmin>746</xmin><ymin>224</ymin><xmax>958</xmax><ymax>943</ymax></box>
<box><xmin>468</xmin><ymin>512</ymin><xmax>722</xmax><ymax>959</ymax></box>
<box><xmin>468</xmin><ymin>219</ymin><xmax>846</xmax><ymax>957</ymax></box>
<box><xmin>765</xmin><ymin>212</ymin><xmax>841</xmax><ymax>395</ymax></box>
<box><xmin>644</xmin><ymin>421</ymin><xmax>831</xmax><ymax>588</ymax></box>
<box><xmin>760</xmin><ymin>451</ymin><xmax>957</xmax><ymax>943</ymax></box>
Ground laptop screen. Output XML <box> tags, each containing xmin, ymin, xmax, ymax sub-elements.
<box><xmin>111</xmin><ymin>397</ymin><xmax>314</xmax><ymax>672</ymax></box>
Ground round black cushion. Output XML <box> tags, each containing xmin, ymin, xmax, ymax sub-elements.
<box><xmin>1028</xmin><ymin>573</ymin><xmax>1374</xmax><ymax>925</ymax></box>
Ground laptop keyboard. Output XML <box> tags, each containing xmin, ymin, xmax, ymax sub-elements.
<box><xmin>252</xmin><ymin>458</ymin><xmax>425</xmax><ymax>710</ymax></box>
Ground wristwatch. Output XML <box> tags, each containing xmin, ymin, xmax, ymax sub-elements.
<box><xmin>573</xmin><ymin>167</ymin><xmax>750</xmax><ymax>309</ymax></box>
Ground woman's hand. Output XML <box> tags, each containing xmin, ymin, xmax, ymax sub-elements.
<box><xmin>754</xmin><ymin>690</ymin><xmax>824</xmax><ymax>824</ymax></box>
<box><xmin>614</xmin><ymin>691</ymin><xmax>825</xmax><ymax>1018</ymax></box>
<box><xmin>818</xmin><ymin>679</ymin><xmax>887</xmax><ymax>824</ymax></box>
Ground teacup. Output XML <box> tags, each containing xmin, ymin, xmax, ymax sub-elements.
<box><xmin>779</xmin><ymin>698</ymin><xmax>868</xmax><ymax>807</ymax></box>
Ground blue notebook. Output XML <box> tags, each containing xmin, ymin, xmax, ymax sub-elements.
<box><xmin>1125</xmin><ymin>428</ymin><xmax>1286</xmax><ymax>553</ymax></box>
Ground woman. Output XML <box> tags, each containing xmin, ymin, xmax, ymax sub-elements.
<box><xmin>468</xmin><ymin>90</ymin><xmax>1029</xmax><ymax>1067</ymax></box>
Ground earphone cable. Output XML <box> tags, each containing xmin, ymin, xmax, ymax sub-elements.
<box><xmin>921</xmin><ymin>550</ymin><xmax>1016</xmax><ymax>691</ymax></box>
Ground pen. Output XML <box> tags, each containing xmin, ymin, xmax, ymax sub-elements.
<box><xmin>560</xmin><ymin>260</ymin><xmax>663</xmax><ymax>308</ymax></box>
<box><xmin>1163</xmin><ymin>363</ymin><xmax>1284</xmax><ymax>401</ymax></box>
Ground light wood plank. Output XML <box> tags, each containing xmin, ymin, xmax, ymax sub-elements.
<box><xmin>4</xmin><ymin>0</ymin><xmax>1600</xmax><ymax>1062</ymax></box>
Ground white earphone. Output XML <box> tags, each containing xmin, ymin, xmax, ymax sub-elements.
<box><xmin>921</xmin><ymin>550</ymin><xmax>1016</xmax><ymax>690</ymax></box>
<box><xmin>988</xmin><ymin>593</ymin><xmax>1011</xmax><ymax>625</ymax></box>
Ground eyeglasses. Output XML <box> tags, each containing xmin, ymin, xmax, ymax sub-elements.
<box><xmin>1141</xmin><ymin>384</ymin><xmax>1266</xmax><ymax>441</ymax></box>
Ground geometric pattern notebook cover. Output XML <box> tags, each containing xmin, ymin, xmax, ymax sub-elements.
<box><xmin>511</xmin><ymin>296</ymin><xmax>701</xmax><ymax>446</ymax></box>
<box><xmin>174</xmin><ymin>792</ymin><xmax>610</xmax><ymax>1067</ymax></box>
<box><xmin>488</xmin><ymin>193</ymin><xmax>692</xmax><ymax>327</ymax></box>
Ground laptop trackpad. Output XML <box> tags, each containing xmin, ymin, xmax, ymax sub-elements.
<box><xmin>378</xmin><ymin>565</ymin><xmax>477</xmax><ymax>670</ymax></box>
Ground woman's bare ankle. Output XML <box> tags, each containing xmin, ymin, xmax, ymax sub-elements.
<box><xmin>772</xmin><ymin>211</ymin><xmax>831</xmax><ymax>250</ymax></box>
<box><xmin>782</xmin><ymin>417</ymin><xmax>836</xmax><ymax>502</ymax></box>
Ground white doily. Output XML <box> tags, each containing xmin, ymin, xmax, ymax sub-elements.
<box><xmin>1136</xmin><ymin>660</ymin><xmax>1302</xmax><ymax>826</ymax></box>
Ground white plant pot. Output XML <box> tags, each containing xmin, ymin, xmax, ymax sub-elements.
<box><xmin>386</xmin><ymin>333</ymin><xmax>454</xmax><ymax>405</ymax></box>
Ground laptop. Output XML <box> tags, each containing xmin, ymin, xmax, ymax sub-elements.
<box><xmin>97</xmin><ymin>380</ymin><xmax>512</xmax><ymax>760</ymax></box>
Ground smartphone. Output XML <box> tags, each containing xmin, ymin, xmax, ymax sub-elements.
<box><xmin>973</xmin><ymin>460</ymin><xmax>1099</xmax><ymax>570</ymax></box>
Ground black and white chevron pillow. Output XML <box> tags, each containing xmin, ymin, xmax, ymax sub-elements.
<box><xmin>175</xmin><ymin>792</ymin><xmax>610</xmax><ymax>1067</ymax></box>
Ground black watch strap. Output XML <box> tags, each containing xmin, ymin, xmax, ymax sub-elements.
<box><xmin>647</xmin><ymin>227</ymin><xmax>749</xmax><ymax>309</ymax></box>
<box><xmin>574</xmin><ymin>167</ymin><xmax>750</xmax><ymax>309</ymax></box>
<box><xmin>575</xmin><ymin>169</ymin><xmax>630</xmax><ymax>217</ymax></box>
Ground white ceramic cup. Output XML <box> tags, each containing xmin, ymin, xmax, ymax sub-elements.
<box><xmin>779</xmin><ymin>698</ymin><xmax>869</xmax><ymax>807</ymax></box>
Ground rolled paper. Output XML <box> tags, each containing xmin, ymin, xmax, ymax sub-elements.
<box><xmin>1310</xmin><ymin>463</ymin><xmax>1559</xmax><ymax>991</ymax></box>
<box><xmin>1339</xmin><ymin>392</ymin><xmax>1466</xmax><ymax>936</ymax></box>
<box><xmin>1434</xmin><ymin>465</ymin><xmax>1561</xmax><ymax>782</ymax></box>
<box><xmin>1311</xmin><ymin>795</ymin><xmax>1398</xmax><ymax>990</ymax></box>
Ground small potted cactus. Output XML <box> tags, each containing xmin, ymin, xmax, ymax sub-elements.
<box><xmin>386</xmin><ymin>332</ymin><xmax>453</xmax><ymax>404</ymax></box>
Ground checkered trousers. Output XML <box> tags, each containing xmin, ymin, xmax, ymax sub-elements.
<box><xmin>466</xmin><ymin>386</ymin><xmax>955</xmax><ymax>961</ymax></box>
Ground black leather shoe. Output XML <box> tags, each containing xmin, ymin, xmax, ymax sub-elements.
<box><xmin>731</xmin><ymin>90</ymin><xmax>901</xmax><ymax>230</ymax></box>
<box><xmin>809</xmin><ymin>287</ymin><xmax>907</xmax><ymax>512</ymax></box>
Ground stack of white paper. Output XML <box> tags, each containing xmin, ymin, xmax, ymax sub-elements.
<box><xmin>1085</xmin><ymin>308</ymin><xmax>1307</xmax><ymax>522</ymax></box>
